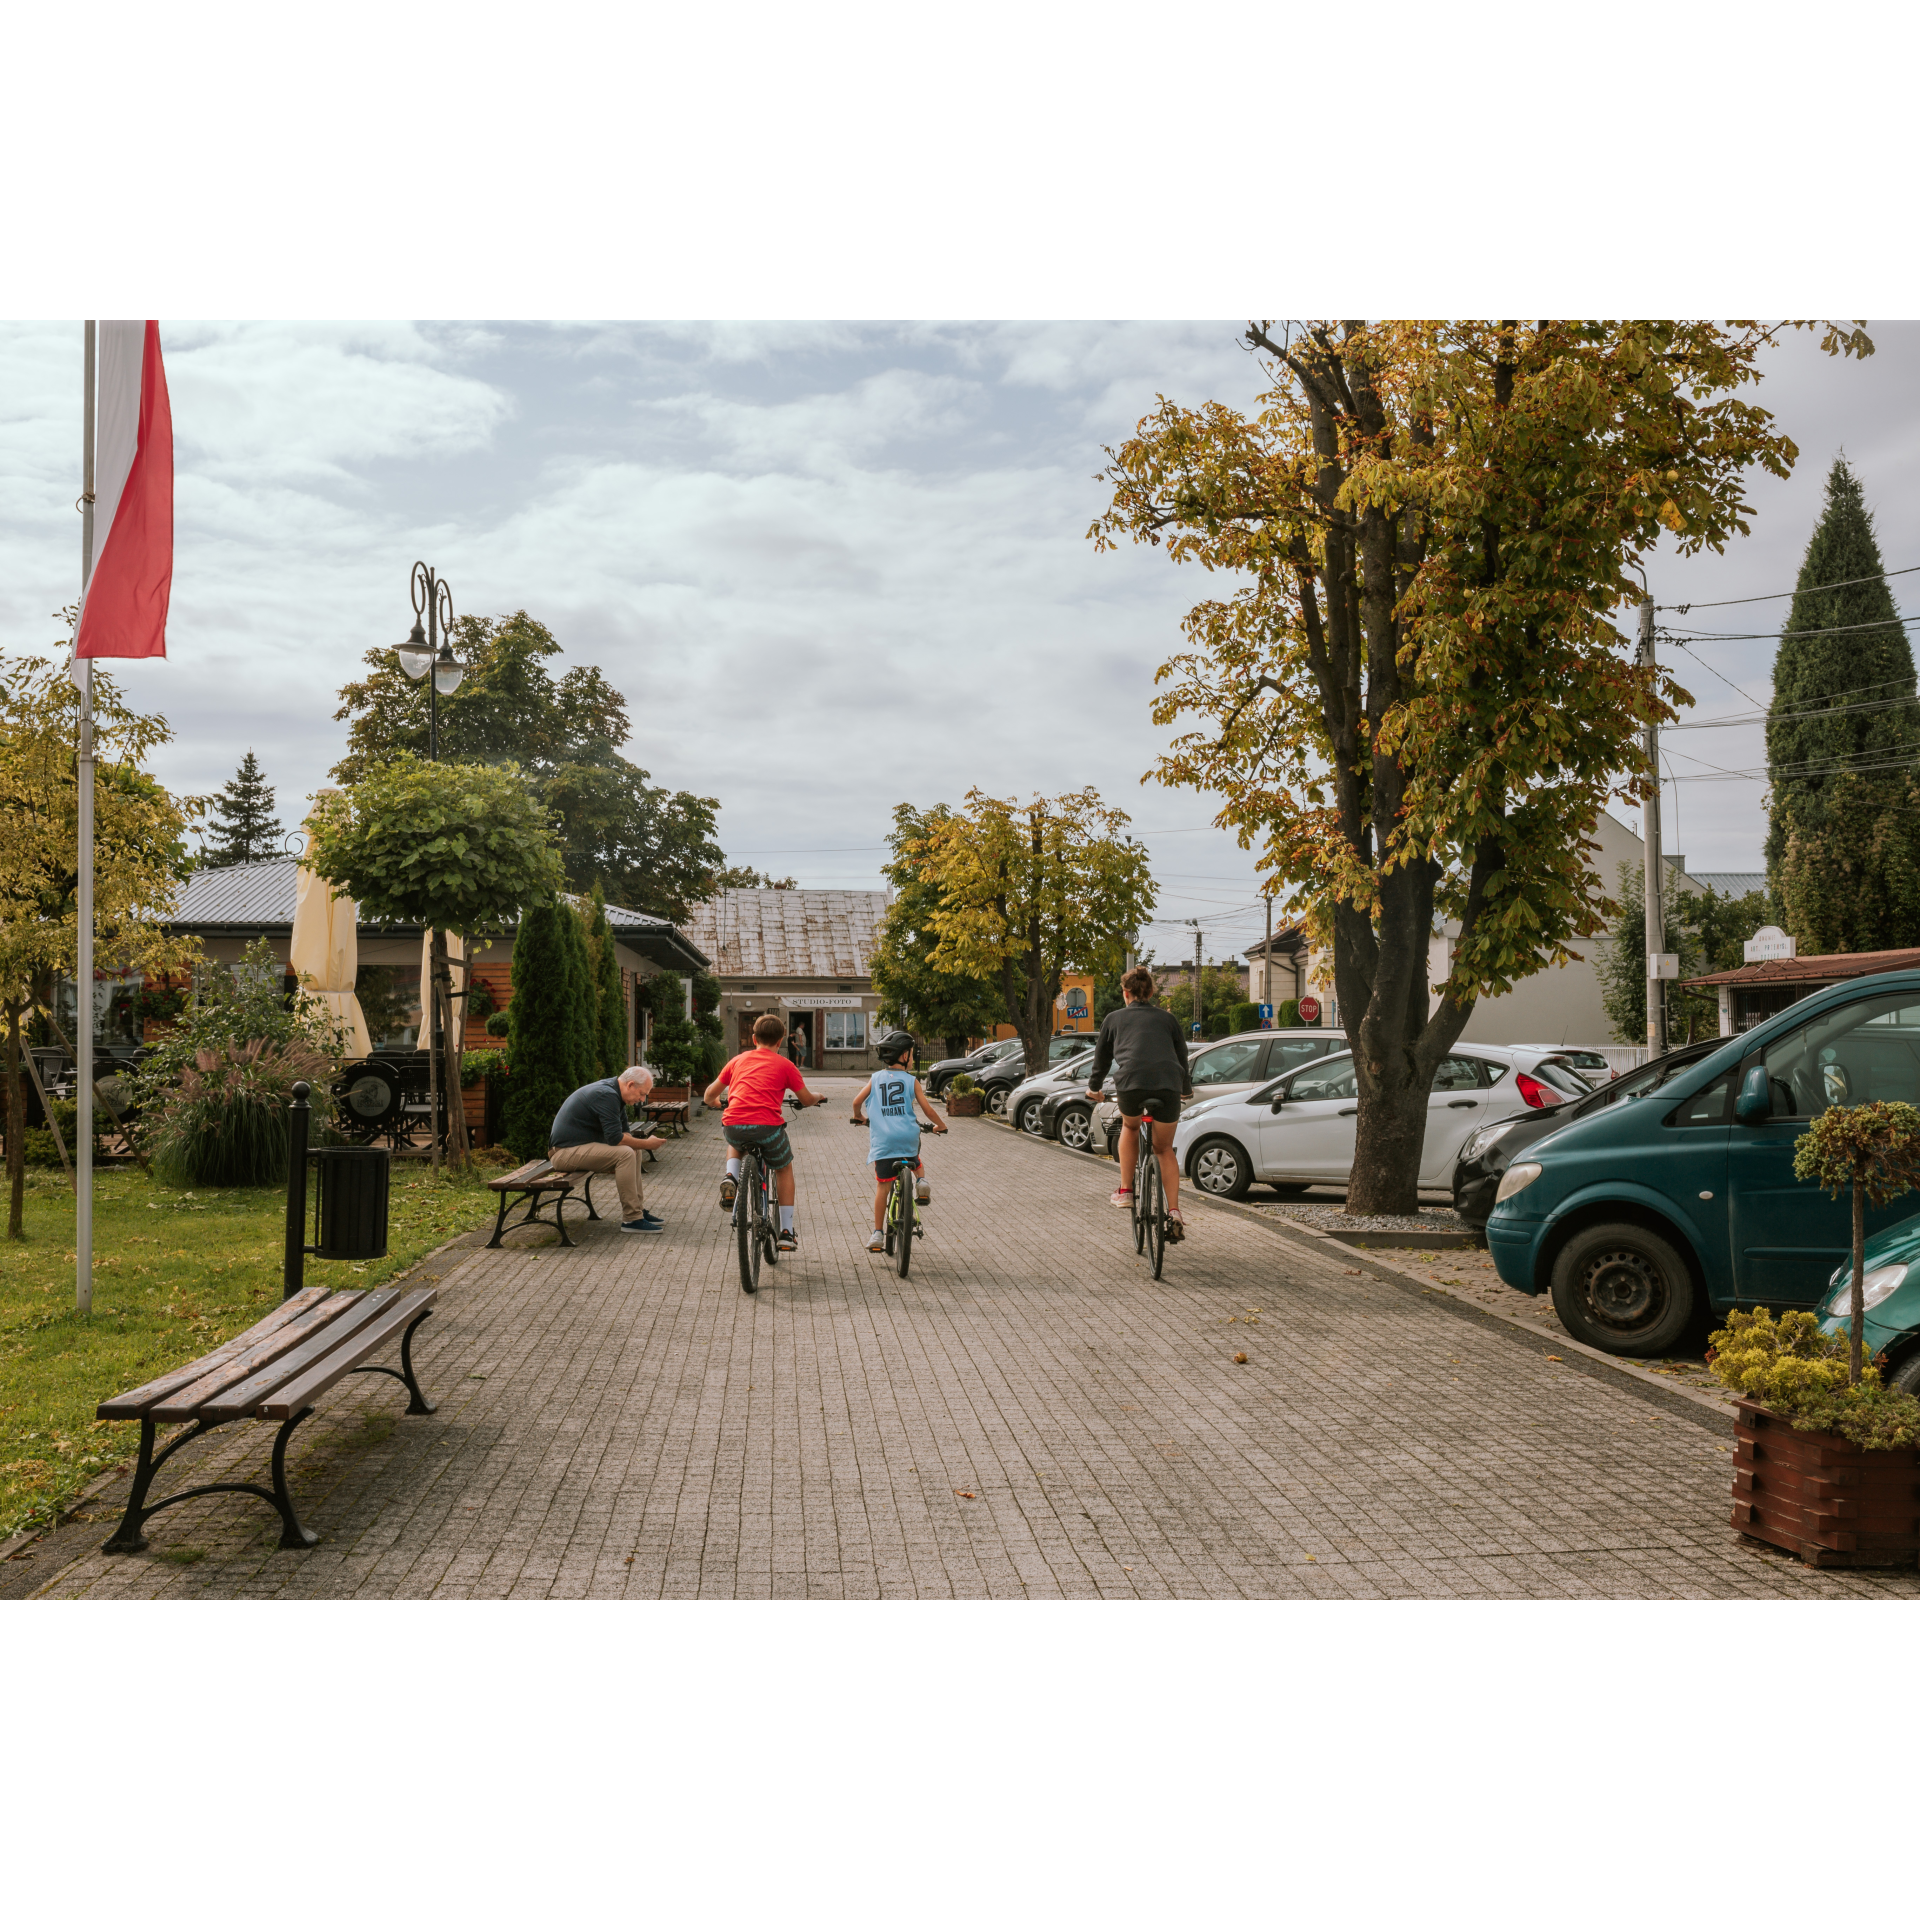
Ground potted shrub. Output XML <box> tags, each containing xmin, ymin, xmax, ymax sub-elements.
<box><xmin>1710</xmin><ymin>1309</ymin><xmax>1920</xmax><ymax>1567</ymax></box>
<box><xmin>1710</xmin><ymin>1097</ymin><xmax>1920</xmax><ymax>1567</ymax></box>
<box><xmin>461</xmin><ymin>1050</ymin><xmax>509</xmax><ymax>1147</ymax></box>
<box><xmin>945</xmin><ymin>1072</ymin><xmax>984</xmax><ymax>1118</ymax></box>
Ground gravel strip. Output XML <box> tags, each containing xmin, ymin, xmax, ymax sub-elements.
<box><xmin>1258</xmin><ymin>1203</ymin><xmax>1466</xmax><ymax>1233</ymax></box>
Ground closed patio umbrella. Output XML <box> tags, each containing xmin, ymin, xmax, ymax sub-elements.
<box><xmin>290</xmin><ymin>861</ymin><xmax>372</xmax><ymax>1060</ymax></box>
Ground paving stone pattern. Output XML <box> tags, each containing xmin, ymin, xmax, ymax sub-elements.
<box><xmin>32</xmin><ymin>1079</ymin><xmax>1920</xmax><ymax>1600</ymax></box>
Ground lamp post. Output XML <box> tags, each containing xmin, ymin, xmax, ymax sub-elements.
<box><xmin>391</xmin><ymin>562</ymin><xmax>467</xmax><ymax>1168</ymax></box>
<box><xmin>391</xmin><ymin>560</ymin><xmax>465</xmax><ymax>761</ymax></box>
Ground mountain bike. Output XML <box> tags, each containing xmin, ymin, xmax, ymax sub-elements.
<box><xmin>854</xmin><ymin>1118</ymin><xmax>938</xmax><ymax>1279</ymax></box>
<box><xmin>1131</xmin><ymin>1124</ymin><xmax>1171</xmax><ymax>1282</ymax></box>
<box><xmin>732</xmin><ymin>1092</ymin><xmax>823</xmax><ymax>1295</ymax></box>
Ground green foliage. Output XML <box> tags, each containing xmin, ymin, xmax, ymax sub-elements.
<box><xmin>500</xmin><ymin>898</ymin><xmax>578</xmax><ymax>1161</ymax></box>
<box><xmin>127</xmin><ymin>939</ymin><xmax>343</xmax><ymax>1188</ymax></box>
<box><xmin>949</xmin><ymin>1073</ymin><xmax>978</xmax><ymax>1097</ymax></box>
<box><xmin>1793</xmin><ymin>1100</ymin><xmax>1920</xmax><ymax>1209</ymax></box>
<box><xmin>582</xmin><ymin>886</ymin><xmax>628</xmax><ymax>1079</ymax></box>
<box><xmin>1708</xmin><ymin>1308</ymin><xmax>1920</xmax><ymax>1449</ymax></box>
<box><xmin>1164</xmin><ymin>965</ymin><xmax>1243</xmax><ymax>1033</ymax></box>
<box><xmin>872</xmin><ymin>803</ymin><xmax>1010</xmax><ymax>1056</ymax></box>
<box><xmin>712</xmin><ymin>866</ymin><xmax>797</xmax><ymax>891</ymax></box>
<box><xmin>1276</xmin><ymin>999</ymin><xmax>1300</xmax><ymax>1027</ymax></box>
<box><xmin>331</xmin><ymin>611</ymin><xmax>726</xmax><ymax>921</ymax></box>
<box><xmin>485</xmin><ymin>1009</ymin><xmax>511</xmax><ymax>1038</ymax></box>
<box><xmin>22</xmin><ymin>1097</ymin><xmax>113</xmax><ymax>1169</ymax></box>
<box><xmin>461</xmin><ymin>1050</ymin><xmax>509</xmax><ymax>1088</ymax></box>
<box><xmin>201</xmin><ymin>750</ymin><xmax>283</xmax><ymax>868</ymax></box>
<box><xmin>466</xmin><ymin>978</ymin><xmax>496</xmax><ymax>1021</ymax></box>
<box><xmin>1598</xmin><ymin>863</ymin><xmax>1773</xmax><ymax>1045</ymax></box>
<box><xmin>1230</xmin><ymin>1001</ymin><xmax>1262</xmax><ymax>1033</ymax></box>
<box><xmin>1766</xmin><ymin>459</ymin><xmax>1920</xmax><ymax>953</ymax></box>
<box><xmin>305</xmin><ymin>754</ymin><xmax>565</xmax><ymax>940</ymax></box>
<box><xmin>559</xmin><ymin>897</ymin><xmax>596</xmax><ymax>1089</ymax></box>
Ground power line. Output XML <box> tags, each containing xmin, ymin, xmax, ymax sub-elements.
<box><xmin>1655</xmin><ymin>562</ymin><xmax>1920</xmax><ymax>613</ymax></box>
<box><xmin>1663</xmin><ymin>612</ymin><xmax>1920</xmax><ymax>642</ymax></box>
<box><xmin>1670</xmin><ymin>689</ymin><xmax>1920</xmax><ymax>733</ymax></box>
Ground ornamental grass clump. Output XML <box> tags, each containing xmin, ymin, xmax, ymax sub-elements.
<box><xmin>1708</xmin><ymin>1308</ymin><xmax>1920</xmax><ymax>1450</ymax></box>
<box><xmin>1792</xmin><ymin>1099</ymin><xmax>1920</xmax><ymax>1382</ymax></box>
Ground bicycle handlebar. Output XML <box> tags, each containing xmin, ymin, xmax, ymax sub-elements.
<box><xmin>850</xmin><ymin>1117</ymin><xmax>942</xmax><ymax>1132</ymax></box>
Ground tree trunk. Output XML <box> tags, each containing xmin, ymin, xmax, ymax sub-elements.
<box><xmin>5</xmin><ymin>999</ymin><xmax>24</xmax><ymax>1241</ymax></box>
<box><xmin>432</xmin><ymin>929</ymin><xmax>467</xmax><ymax>1173</ymax></box>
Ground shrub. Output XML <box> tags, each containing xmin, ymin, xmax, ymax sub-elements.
<box><xmin>1230</xmin><ymin>1001</ymin><xmax>1261</xmax><ymax>1033</ymax></box>
<box><xmin>485</xmin><ymin>1009</ymin><xmax>511</xmax><ymax>1038</ymax></box>
<box><xmin>1707</xmin><ymin>1307</ymin><xmax>1920</xmax><ymax>1449</ymax></box>
<box><xmin>128</xmin><ymin>937</ymin><xmax>344</xmax><ymax>1187</ymax></box>
<box><xmin>1276</xmin><ymin>999</ymin><xmax>1301</xmax><ymax>1027</ymax></box>
<box><xmin>1204</xmin><ymin>1015</ymin><xmax>1230</xmax><ymax>1038</ymax></box>
<box><xmin>461</xmin><ymin>1050</ymin><xmax>509</xmax><ymax>1089</ymax></box>
<box><xmin>587</xmin><ymin>888</ymin><xmax>627</xmax><ymax>1079</ymax></box>
<box><xmin>22</xmin><ymin>1097</ymin><xmax>114</xmax><ymax>1168</ymax></box>
<box><xmin>502</xmin><ymin>896</ymin><xmax>580</xmax><ymax>1161</ymax></box>
<box><xmin>466</xmin><ymin>978</ymin><xmax>497</xmax><ymax>1021</ymax></box>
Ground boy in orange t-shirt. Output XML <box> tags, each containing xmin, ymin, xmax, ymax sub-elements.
<box><xmin>703</xmin><ymin>1012</ymin><xmax>827</xmax><ymax>1250</ymax></box>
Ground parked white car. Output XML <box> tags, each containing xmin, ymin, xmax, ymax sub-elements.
<box><xmin>1172</xmin><ymin>1043</ymin><xmax>1590</xmax><ymax>1201</ymax></box>
<box><xmin>1507</xmin><ymin>1045</ymin><xmax>1615</xmax><ymax>1090</ymax></box>
<box><xmin>1090</xmin><ymin>1030</ymin><xmax>1349</xmax><ymax>1153</ymax></box>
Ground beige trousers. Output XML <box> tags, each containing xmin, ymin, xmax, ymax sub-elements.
<box><xmin>548</xmin><ymin>1141</ymin><xmax>644</xmax><ymax>1221</ymax></box>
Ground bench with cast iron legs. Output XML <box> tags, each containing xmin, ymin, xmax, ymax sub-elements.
<box><xmin>484</xmin><ymin>1158</ymin><xmax>614</xmax><ymax>1248</ymax></box>
<box><xmin>95</xmin><ymin>1283</ymin><xmax>437</xmax><ymax>1554</ymax></box>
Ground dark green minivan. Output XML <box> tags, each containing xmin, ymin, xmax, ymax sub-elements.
<box><xmin>1486</xmin><ymin>971</ymin><xmax>1920</xmax><ymax>1354</ymax></box>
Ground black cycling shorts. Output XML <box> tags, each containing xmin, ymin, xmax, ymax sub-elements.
<box><xmin>873</xmin><ymin>1156</ymin><xmax>922</xmax><ymax>1181</ymax></box>
<box><xmin>1116</xmin><ymin>1088</ymin><xmax>1182</xmax><ymax>1124</ymax></box>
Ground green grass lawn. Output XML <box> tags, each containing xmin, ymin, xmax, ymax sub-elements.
<box><xmin>0</xmin><ymin>1161</ymin><xmax>496</xmax><ymax>1539</ymax></box>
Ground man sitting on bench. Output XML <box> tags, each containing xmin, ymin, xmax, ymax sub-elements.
<box><xmin>549</xmin><ymin>1066</ymin><xmax>669</xmax><ymax>1234</ymax></box>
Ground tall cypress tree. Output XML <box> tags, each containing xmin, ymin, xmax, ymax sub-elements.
<box><xmin>501</xmin><ymin>897</ymin><xmax>577</xmax><ymax>1161</ymax></box>
<box><xmin>588</xmin><ymin>884</ymin><xmax>627</xmax><ymax>1078</ymax></box>
<box><xmin>1766</xmin><ymin>458</ymin><xmax>1920</xmax><ymax>952</ymax></box>
<box><xmin>203</xmin><ymin>751</ymin><xmax>284</xmax><ymax>867</ymax></box>
<box><xmin>559</xmin><ymin>896</ymin><xmax>597</xmax><ymax>1089</ymax></box>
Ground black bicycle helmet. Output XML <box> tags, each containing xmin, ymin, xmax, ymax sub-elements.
<box><xmin>875</xmin><ymin>1029</ymin><xmax>915</xmax><ymax>1065</ymax></box>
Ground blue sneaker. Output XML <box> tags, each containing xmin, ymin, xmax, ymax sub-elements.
<box><xmin>621</xmin><ymin>1216</ymin><xmax>664</xmax><ymax>1233</ymax></box>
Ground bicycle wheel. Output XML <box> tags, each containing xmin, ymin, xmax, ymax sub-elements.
<box><xmin>1145</xmin><ymin>1154</ymin><xmax>1168</xmax><ymax>1282</ymax></box>
<box><xmin>1132</xmin><ymin>1146</ymin><xmax>1151</xmax><ymax>1256</ymax></box>
<box><xmin>895</xmin><ymin>1166</ymin><xmax>914</xmax><ymax>1279</ymax></box>
<box><xmin>757</xmin><ymin>1168</ymin><xmax>778</xmax><ymax>1268</ymax></box>
<box><xmin>736</xmin><ymin>1153</ymin><xmax>759</xmax><ymax>1293</ymax></box>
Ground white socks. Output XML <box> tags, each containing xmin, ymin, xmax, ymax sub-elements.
<box><xmin>725</xmin><ymin>1157</ymin><xmax>741</xmax><ymax>1177</ymax></box>
<box><xmin>780</xmin><ymin>1206</ymin><xmax>795</xmax><ymax>1231</ymax></box>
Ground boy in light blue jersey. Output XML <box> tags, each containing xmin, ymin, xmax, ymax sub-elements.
<box><xmin>850</xmin><ymin>1031</ymin><xmax>947</xmax><ymax>1255</ymax></box>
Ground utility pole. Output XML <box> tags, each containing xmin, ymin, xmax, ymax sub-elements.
<box><xmin>1641</xmin><ymin>598</ymin><xmax>1665</xmax><ymax>1059</ymax></box>
<box><xmin>76</xmin><ymin>321</ymin><xmax>97</xmax><ymax>1314</ymax></box>
<box><xmin>1262</xmin><ymin>892</ymin><xmax>1273</xmax><ymax>1020</ymax></box>
<box><xmin>1188</xmin><ymin>920</ymin><xmax>1203</xmax><ymax>1037</ymax></box>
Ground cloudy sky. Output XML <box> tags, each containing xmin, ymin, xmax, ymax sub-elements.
<box><xmin>5</xmin><ymin>319</ymin><xmax>1917</xmax><ymax>963</ymax></box>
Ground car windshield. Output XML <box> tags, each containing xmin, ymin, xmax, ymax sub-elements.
<box><xmin>1576</xmin><ymin>1043</ymin><xmax>1721</xmax><ymax>1111</ymax></box>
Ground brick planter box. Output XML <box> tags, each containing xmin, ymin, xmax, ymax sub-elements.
<box><xmin>1731</xmin><ymin>1397</ymin><xmax>1920</xmax><ymax>1568</ymax></box>
<box><xmin>945</xmin><ymin>1093</ymin><xmax>984</xmax><ymax>1117</ymax></box>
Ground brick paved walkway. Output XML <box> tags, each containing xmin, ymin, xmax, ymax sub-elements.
<box><xmin>27</xmin><ymin>1080</ymin><xmax>1920</xmax><ymax>1599</ymax></box>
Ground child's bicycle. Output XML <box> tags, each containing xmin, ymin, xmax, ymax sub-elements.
<box><xmin>852</xmin><ymin>1118</ymin><xmax>939</xmax><ymax>1278</ymax></box>
<box><xmin>733</xmin><ymin>1091</ymin><xmax>823</xmax><ymax>1296</ymax></box>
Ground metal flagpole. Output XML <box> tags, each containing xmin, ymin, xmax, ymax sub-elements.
<box><xmin>77</xmin><ymin>321</ymin><xmax>97</xmax><ymax>1313</ymax></box>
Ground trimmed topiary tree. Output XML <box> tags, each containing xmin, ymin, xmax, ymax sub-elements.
<box><xmin>501</xmin><ymin>895</ymin><xmax>577</xmax><ymax>1161</ymax></box>
<box><xmin>1230</xmin><ymin>1001</ymin><xmax>1261</xmax><ymax>1033</ymax></box>
<box><xmin>586</xmin><ymin>884</ymin><xmax>628</xmax><ymax>1079</ymax></box>
<box><xmin>559</xmin><ymin>896</ymin><xmax>597</xmax><ymax>1090</ymax></box>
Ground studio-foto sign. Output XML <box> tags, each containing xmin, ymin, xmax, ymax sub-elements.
<box><xmin>780</xmin><ymin>996</ymin><xmax>863</xmax><ymax>1009</ymax></box>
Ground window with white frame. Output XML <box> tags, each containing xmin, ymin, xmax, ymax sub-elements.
<box><xmin>824</xmin><ymin>1010</ymin><xmax>866</xmax><ymax>1052</ymax></box>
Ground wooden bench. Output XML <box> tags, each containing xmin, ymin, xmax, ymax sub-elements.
<box><xmin>96</xmin><ymin>1283</ymin><xmax>437</xmax><ymax>1554</ymax></box>
<box><xmin>643</xmin><ymin>1099</ymin><xmax>691</xmax><ymax>1138</ymax></box>
<box><xmin>484</xmin><ymin>1158</ymin><xmax>610</xmax><ymax>1248</ymax></box>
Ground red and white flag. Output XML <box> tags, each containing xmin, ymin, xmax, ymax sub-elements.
<box><xmin>75</xmin><ymin>319</ymin><xmax>173</xmax><ymax>661</ymax></box>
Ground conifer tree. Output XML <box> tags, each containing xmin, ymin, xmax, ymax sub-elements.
<box><xmin>1767</xmin><ymin>458</ymin><xmax>1920</xmax><ymax>951</ymax></box>
<box><xmin>501</xmin><ymin>897</ymin><xmax>577</xmax><ymax>1160</ymax></box>
<box><xmin>559</xmin><ymin>895</ymin><xmax>597</xmax><ymax>1089</ymax></box>
<box><xmin>587</xmin><ymin>884</ymin><xmax>628</xmax><ymax>1078</ymax></box>
<box><xmin>203</xmin><ymin>751</ymin><xmax>283</xmax><ymax>867</ymax></box>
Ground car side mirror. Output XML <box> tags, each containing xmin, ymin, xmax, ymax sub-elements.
<box><xmin>1734</xmin><ymin>1062</ymin><xmax>1770</xmax><ymax>1125</ymax></box>
<box><xmin>1269</xmin><ymin>1093</ymin><xmax>1286</xmax><ymax>1113</ymax></box>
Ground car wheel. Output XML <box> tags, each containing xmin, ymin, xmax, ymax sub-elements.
<box><xmin>1019</xmin><ymin>1099</ymin><xmax>1046</xmax><ymax>1136</ymax></box>
<box><xmin>985</xmin><ymin>1085</ymin><xmax>1008</xmax><ymax>1115</ymax></box>
<box><xmin>1548</xmin><ymin>1221</ymin><xmax>1695</xmax><ymax>1356</ymax></box>
<box><xmin>1057</xmin><ymin>1105</ymin><xmax>1093</xmax><ymax>1152</ymax></box>
<box><xmin>928</xmin><ymin>1074</ymin><xmax>950</xmax><ymax>1098</ymax></box>
<box><xmin>1887</xmin><ymin>1345</ymin><xmax>1920</xmax><ymax>1396</ymax></box>
<box><xmin>1190</xmin><ymin>1136</ymin><xmax>1253</xmax><ymax>1201</ymax></box>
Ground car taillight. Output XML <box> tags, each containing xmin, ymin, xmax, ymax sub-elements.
<box><xmin>1515</xmin><ymin>1072</ymin><xmax>1563</xmax><ymax>1109</ymax></box>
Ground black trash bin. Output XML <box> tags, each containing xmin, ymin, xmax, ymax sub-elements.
<box><xmin>312</xmin><ymin>1144</ymin><xmax>391</xmax><ymax>1260</ymax></box>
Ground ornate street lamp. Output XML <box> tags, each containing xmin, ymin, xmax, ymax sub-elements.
<box><xmin>392</xmin><ymin>560</ymin><xmax>465</xmax><ymax>760</ymax></box>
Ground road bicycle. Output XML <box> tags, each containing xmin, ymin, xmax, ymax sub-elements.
<box><xmin>1128</xmin><ymin>1121</ymin><xmax>1173</xmax><ymax>1282</ymax></box>
<box><xmin>854</xmin><ymin>1118</ymin><xmax>938</xmax><ymax>1279</ymax></box>
<box><xmin>732</xmin><ymin>1092</ymin><xmax>823</xmax><ymax>1295</ymax></box>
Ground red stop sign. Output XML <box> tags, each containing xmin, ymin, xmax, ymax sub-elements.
<box><xmin>1298</xmin><ymin>996</ymin><xmax>1321</xmax><ymax>1025</ymax></box>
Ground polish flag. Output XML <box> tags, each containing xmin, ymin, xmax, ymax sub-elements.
<box><xmin>75</xmin><ymin>320</ymin><xmax>173</xmax><ymax>661</ymax></box>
